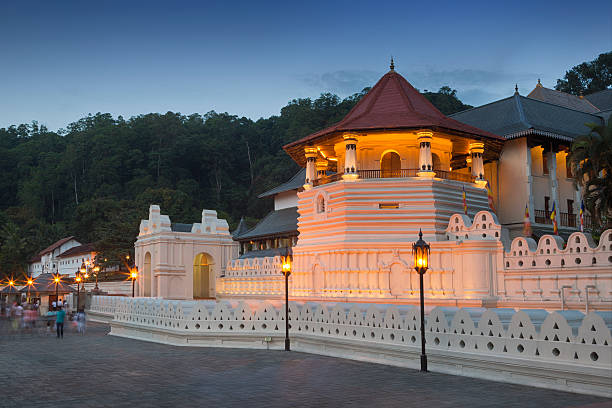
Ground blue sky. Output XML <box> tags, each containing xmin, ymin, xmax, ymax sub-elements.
<box><xmin>1</xmin><ymin>0</ymin><xmax>611</xmax><ymax>131</ymax></box>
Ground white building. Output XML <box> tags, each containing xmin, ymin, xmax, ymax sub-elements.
<box><xmin>29</xmin><ymin>236</ymin><xmax>82</xmax><ymax>277</ymax></box>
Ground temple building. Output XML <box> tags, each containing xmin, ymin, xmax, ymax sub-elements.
<box><xmin>136</xmin><ymin>62</ymin><xmax>612</xmax><ymax>311</ymax></box>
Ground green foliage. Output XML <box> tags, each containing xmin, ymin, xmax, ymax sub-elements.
<box><xmin>555</xmin><ymin>51</ymin><xmax>612</xmax><ymax>95</ymax></box>
<box><xmin>423</xmin><ymin>87</ymin><xmax>473</xmax><ymax>115</ymax></box>
<box><xmin>0</xmin><ymin>86</ymin><xmax>470</xmax><ymax>277</ymax></box>
<box><xmin>568</xmin><ymin>116</ymin><xmax>612</xmax><ymax>231</ymax></box>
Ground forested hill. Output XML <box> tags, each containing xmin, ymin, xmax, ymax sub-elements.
<box><xmin>0</xmin><ymin>87</ymin><xmax>471</xmax><ymax>275</ymax></box>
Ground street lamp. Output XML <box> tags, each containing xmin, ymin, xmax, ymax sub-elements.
<box><xmin>281</xmin><ymin>254</ymin><xmax>292</xmax><ymax>351</ymax></box>
<box><xmin>26</xmin><ymin>278</ymin><xmax>33</xmax><ymax>303</ymax></box>
<box><xmin>412</xmin><ymin>229</ymin><xmax>430</xmax><ymax>372</ymax></box>
<box><xmin>130</xmin><ymin>268</ymin><xmax>138</xmax><ymax>298</ymax></box>
<box><xmin>75</xmin><ymin>273</ymin><xmax>82</xmax><ymax>312</ymax></box>
<box><xmin>93</xmin><ymin>266</ymin><xmax>100</xmax><ymax>291</ymax></box>
<box><xmin>53</xmin><ymin>274</ymin><xmax>61</xmax><ymax>310</ymax></box>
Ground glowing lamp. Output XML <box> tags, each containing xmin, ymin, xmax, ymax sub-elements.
<box><xmin>130</xmin><ymin>270</ymin><xmax>138</xmax><ymax>279</ymax></box>
<box><xmin>75</xmin><ymin>276</ymin><xmax>81</xmax><ymax>283</ymax></box>
<box><xmin>126</xmin><ymin>255</ymin><xmax>130</xmax><ymax>260</ymax></box>
<box><xmin>282</xmin><ymin>257</ymin><xmax>292</xmax><ymax>275</ymax></box>
<box><xmin>84</xmin><ymin>273</ymin><xmax>89</xmax><ymax>279</ymax></box>
<box><xmin>8</xmin><ymin>280</ymin><xmax>14</xmax><ymax>286</ymax></box>
<box><xmin>80</xmin><ymin>266</ymin><xmax>86</xmax><ymax>273</ymax></box>
<box><xmin>27</xmin><ymin>279</ymin><xmax>33</xmax><ymax>285</ymax></box>
<box><xmin>412</xmin><ymin>229</ymin><xmax>430</xmax><ymax>274</ymax></box>
<box><xmin>93</xmin><ymin>266</ymin><xmax>100</xmax><ymax>273</ymax></box>
<box><xmin>54</xmin><ymin>277</ymin><xmax>60</xmax><ymax>283</ymax></box>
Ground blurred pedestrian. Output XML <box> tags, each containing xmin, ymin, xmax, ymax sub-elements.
<box><xmin>77</xmin><ymin>310</ymin><xmax>86</xmax><ymax>334</ymax></box>
<box><xmin>56</xmin><ymin>306</ymin><xmax>65</xmax><ymax>339</ymax></box>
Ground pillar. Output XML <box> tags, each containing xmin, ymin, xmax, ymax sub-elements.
<box><xmin>417</xmin><ymin>131</ymin><xmax>434</xmax><ymax>177</ymax></box>
<box><xmin>303</xmin><ymin>147</ymin><xmax>318</xmax><ymax>189</ymax></box>
<box><xmin>547</xmin><ymin>150</ymin><xmax>560</xmax><ymax>217</ymax></box>
<box><xmin>469</xmin><ymin>142</ymin><xmax>485</xmax><ymax>180</ymax></box>
<box><xmin>316</xmin><ymin>159</ymin><xmax>328</xmax><ymax>180</ymax></box>
<box><xmin>342</xmin><ymin>134</ymin><xmax>359</xmax><ymax>181</ymax></box>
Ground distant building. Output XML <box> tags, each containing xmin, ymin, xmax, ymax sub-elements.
<box><xmin>29</xmin><ymin>236</ymin><xmax>83</xmax><ymax>277</ymax></box>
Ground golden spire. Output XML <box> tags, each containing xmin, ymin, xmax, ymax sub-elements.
<box><xmin>536</xmin><ymin>78</ymin><xmax>542</xmax><ymax>88</ymax></box>
<box><xmin>515</xmin><ymin>84</ymin><xmax>519</xmax><ymax>94</ymax></box>
<box><xmin>390</xmin><ymin>56</ymin><xmax>395</xmax><ymax>71</ymax></box>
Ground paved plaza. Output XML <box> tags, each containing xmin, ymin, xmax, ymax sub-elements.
<box><xmin>0</xmin><ymin>322</ymin><xmax>610</xmax><ymax>408</ymax></box>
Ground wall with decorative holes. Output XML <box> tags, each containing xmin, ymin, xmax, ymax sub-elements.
<box><xmin>90</xmin><ymin>295</ymin><xmax>612</xmax><ymax>397</ymax></box>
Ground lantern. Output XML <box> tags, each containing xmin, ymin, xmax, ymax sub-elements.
<box><xmin>412</xmin><ymin>229</ymin><xmax>430</xmax><ymax>274</ymax></box>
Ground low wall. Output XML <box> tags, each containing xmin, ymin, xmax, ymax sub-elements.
<box><xmin>91</xmin><ymin>296</ymin><xmax>612</xmax><ymax>397</ymax></box>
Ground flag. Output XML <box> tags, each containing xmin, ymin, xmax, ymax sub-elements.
<box><xmin>523</xmin><ymin>204</ymin><xmax>532</xmax><ymax>237</ymax></box>
<box><xmin>579</xmin><ymin>200</ymin><xmax>585</xmax><ymax>232</ymax></box>
<box><xmin>550</xmin><ymin>201</ymin><xmax>558</xmax><ymax>235</ymax></box>
<box><xmin>462</xmin><ymin>186</ymin><xmax>468</xmax><ymax>215</ymax></box>
<box><xmin>486</xmin><ymin>181</ymin><xmax>495</xmax><ymax>213</ymax></box>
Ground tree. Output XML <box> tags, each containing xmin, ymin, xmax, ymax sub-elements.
<box><xmin>423</xmin><ymin>86</ymin><xmax>473</xmax><ymax>115</ymax></box>
<box><xmin>568</xmin><ymin>116</ymin><xmax>612</xmax><ymax>230</ymax></box>
<box><xmin>555</xmin><ymin>51</ymin><xmax>612</xmax><ymax>95</ymax></box>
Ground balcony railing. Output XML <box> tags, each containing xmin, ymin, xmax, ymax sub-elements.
<box><xmin>534</xmin><ymin>210</ymin><xmax>592</xmax><ymax>229</ymax></box>
<box><xmin>312</xmin><ymin>169</ymin><xmax>476</xmax><ymax>186</ymax></box>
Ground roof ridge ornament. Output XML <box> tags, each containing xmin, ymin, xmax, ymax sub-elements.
<box><xmin>537</xmin><ymin>78</ymin><xmax>542</xmax><ymax>88</ymax></box>
<box><xmin>515</xmin><ymin>84</ymin><xmax>519</xmax><ymax>95</ymax></box>
<box><xmin>390</xmin><ymin>56</ymin><xmax>395</xmax><ymax>71</ymax></box>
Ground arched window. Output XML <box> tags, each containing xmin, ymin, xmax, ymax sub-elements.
<box><xmin>381</xmin><ymin>151</ymin><xmax>401</xmax><ymax>177</ymax></box>
<box><xmin>317</xmin><ymin>195</ymin><xmax>326</xmax><ymax>213</ymax></box>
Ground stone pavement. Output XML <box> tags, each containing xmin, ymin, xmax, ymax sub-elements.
<box><xmin>0</xmin><ymin>321</ymin><xmax>610</xmax><ymax>408</ymax></box>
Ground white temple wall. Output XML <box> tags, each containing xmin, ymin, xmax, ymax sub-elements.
<box><xmin>274</xmin><ymin>190</ymin><xmax>298</xmax><ymax>210</ymax></box>
<box><xmin>498</xmin><ymin>138</ymin><xmax>529</xmax><ymax>235</ymax></box>
<box><xmin>91</xmin><ymin>296</ymin><xmax>612</xmax><ymax>397</ymax></box>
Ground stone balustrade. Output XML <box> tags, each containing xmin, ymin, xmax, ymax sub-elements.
<box><xmin>91</xmin><ymin>295</ymin><xmax>612</xmax><ymax>396</ymax></box>
<box><xmin>218</xmin><ymin>256</ymin><xmax>285</xmax><ymax>296</ymax></box>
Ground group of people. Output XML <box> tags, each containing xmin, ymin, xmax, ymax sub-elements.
<box><xmin>1</xmin><ymin>299</ymin><xmax>87</xmax><ymax>338</ymax></box>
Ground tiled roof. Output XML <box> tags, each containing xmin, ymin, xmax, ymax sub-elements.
<box><xmin>39</xmin><ymin>236</ymin><xmax>77</xmax><ymax>256</ymax></box>
<box><xmin>258</xmin><ymin>169</ymin><xmax>306</xmax><ymax>198</ymax></box>
<box><xmin>238</xmin><ymin>248</ymin><xmax>288</xmax><ymax>259</ymax></box>
<box><xmin>19</xmin><ymin>274</ymin><xmax>76</xmax><ymax>294</ymax></box>
<box><xmin>234</xmin><ymin>207</ymin><xmax>298</xmax><ymax>240</ymax></box>
<box><xmin>585</xmin><ymin>89</ymin><xmax>612</xmax><ymax>112</ymax></box>
<box><xmin>232</xmin><ymin>217</ymin><xmax>250</xmax><ymax>238</ymax></box>
<box><xmin>451</xmin><ymin>94</ymin><xmax>604</xmax><ymax>141</ymax></box>
<box><xmin>527</xmin><ymin>84</ymin><xmax>599</xmax><ymax>113</ymax></box>
<box><xmin>284</xmin><ymin>69</ymin><xmax>503</xmax><ymax>151</ymax></box>
<box><xmin>57</xmin><ymin>243</ymin><xmax>95</xmax><ymax>258</ymax></box>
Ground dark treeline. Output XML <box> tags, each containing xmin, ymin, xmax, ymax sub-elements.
<box><xmin>0</xmin><ymin>87</ymin><xmax>470</xmax><ymax>277</ymax></box>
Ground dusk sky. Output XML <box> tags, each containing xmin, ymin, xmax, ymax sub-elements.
<box><xmin>1</xmin><ymin>0</ymin><xmax>611</xmax><ymax>131</ymax></box>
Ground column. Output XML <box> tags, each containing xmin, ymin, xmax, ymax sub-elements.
<box><xmin>342</xmin><ymin>134</ymin><xmax>359</xmax><ymax>181</ymax></box>
<box><xmin>417</xmin><ymin>131</ymin><xmax>434</xmax><ymax>177</ymax></box>
<box><xmin>548</xmin><ymin>150</ymin><xmax>560</xmax><ymax>218</ymax></box>
<box><xmin>469</xmin><ymin>142</ymin><xmax>485</xmax><ymax>180</ymax></box>
<box><xmin>303</xmin><ymin>147</ymin><xmax>318</xmax><ymax>189</ymax></box>
<box><xmin>316</xmin><ymin>159</ymin><xmax>328</xmax><ymax>180</ymax></box>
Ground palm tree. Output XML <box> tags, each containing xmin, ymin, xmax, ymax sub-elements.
<box><xmin>568</xmin><ymin>116</ymin><xmax>612</xmax><ymax>230</ymax></box>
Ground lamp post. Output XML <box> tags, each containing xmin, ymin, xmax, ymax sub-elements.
<box><xmin>53</xmin><ymin>275</ymin><xmax>60</xmax><ymax>310</ymax></box>
<box><xmin>412</xmin><ymin>229</ymin><xmax>430</xmax><ymax>372</ymax></box>
<box><xmin>130</xmin><ymin>268</ymin><xmax>138</xmax><ymax>297</ymax></box>
<box><xmin>281</xmin><ymin>254</ymin><xmax>292</xmax><ymax>351</ymax></box>
<box><xmin>75</xmin><ymin>273</ymin><xmax>82</xmax><ymax>312</ymax></box>
<box><xmin>26</xmin><ymin>278</ymin><xmax>33</xmax><ymax>303</ymax></box>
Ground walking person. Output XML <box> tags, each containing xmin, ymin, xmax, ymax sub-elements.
<box><xmin>56</xmin><ymin>306</ymin><xmax>66</xmax><ymax>339</ymax></box>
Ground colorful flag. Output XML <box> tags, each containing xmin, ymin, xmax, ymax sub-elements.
<box><xmin>523</xmin><ymin>204</ymin><xmax>532</xmax><ymax>237</ymax></box>
<box><xmin>579</xmin><ymin>200</ymin><xmax>585</xmax><ymax>232</ymax></box>
<box><xmin>462</xmin><ymin>186</ymin><xmax>468</xmax><ymax>215</ymax></box>
<box><xmin>550</xmin><ymin>201</ymin><xmax>558</xmax><ymax>235</ymax></box>
<box><xmin>486</xmin><ymin>181</ymin><xmax>495</xmax><ymax>213</ymax></box>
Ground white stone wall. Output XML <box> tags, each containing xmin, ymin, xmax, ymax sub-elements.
<box><xmin>274</xmin><ymin>191</ymin><xmax>298</xmax><ymax>210</ymax></box>
<box><xmin>91</xmin><ymin>295</ymin><xmax>612</xmax><ymax>397</ymax></box>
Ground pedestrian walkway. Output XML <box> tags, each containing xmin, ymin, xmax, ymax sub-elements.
<box><xmin>0</xmin><ymin>322</ymin><xmax>610</xmax><ymax>408</ymax></box>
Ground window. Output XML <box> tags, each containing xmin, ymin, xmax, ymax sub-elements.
<box><xmin>566</xmin><ymin>157</ymin><xmax>572</xmax><ymax>178</ymax></box>
<box><xmin>317</xmin><ymin>195</ymin><xmax>326</xmax><ymax>213</ymax></box>
<box><xmin>542</xmin><ymin>152</ymin><xmax>549</xmax><ymax>175</ymax></box>
<box><xmin>544</xmin><ymin>196</ymin><xmax>550</xmax><ymax>216</ymax></box>
<box><xmin>567</xmin><ymin>200</ymin><xmax>574</xmax><ymax>215</ymax></box>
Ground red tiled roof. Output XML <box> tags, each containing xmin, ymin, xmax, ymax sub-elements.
<box><xmin>284</xmin><ymin>69</ymin><xmax>503</xmax><ymax>150</ymax></box>
<box><xmin>57</xmin><ymin>243</ymin><xmax>95</xmax><ymax>258</ymax></box>
<box><xmin>39</xmin><ymin>236</ymin><xmax>76</xmax><ymax>256</ymax></box>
